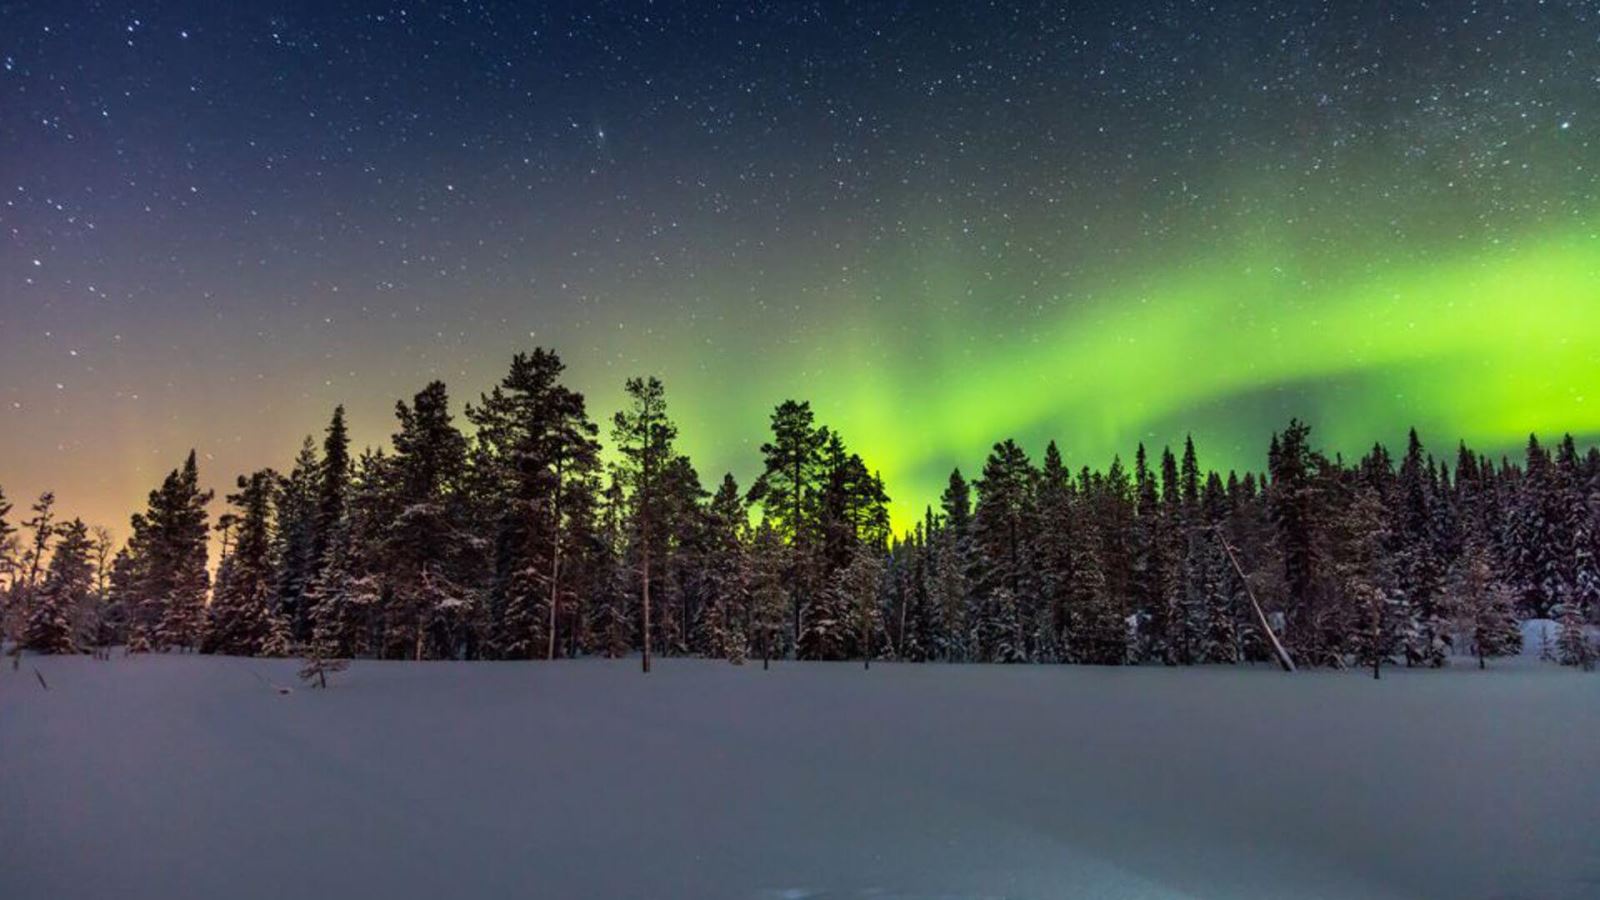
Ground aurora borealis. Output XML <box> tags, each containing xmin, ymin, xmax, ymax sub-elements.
<box><xmin>3</xmin><ymin>1</ymin><xmax>1598</xmax><ymax>535</ymax></box>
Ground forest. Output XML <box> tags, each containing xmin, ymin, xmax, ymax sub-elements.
<box><xmin>4</xmin><ymin>348</ymin><xmax>1597</xmax><ymax>676</ymax></box>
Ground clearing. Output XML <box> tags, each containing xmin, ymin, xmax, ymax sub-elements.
<box><xmin>3</xmin><ymin>654</ymin><xmax>1597</xmax><ymax>899</ymax></box>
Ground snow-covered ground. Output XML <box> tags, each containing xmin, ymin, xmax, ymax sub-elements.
<box><xmin>4</xmin><ymin>654</ymin><xmax>1597</xmax><ymax>900</ymax></box>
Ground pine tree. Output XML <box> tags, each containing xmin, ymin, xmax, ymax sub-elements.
<box><xmin>85</xmin><ymin>525</ymin><xmax>117</xmax><ymax>651</ymax></box>
<box><xmin>0</xmin><ymin>483</ymin><xmax>15</xmax><ymax>592</ymax></box>
<box><xmin>748</xmin><ymin>400</ymin><xmax>827</xmax><ymax>652</ymax></box>
<box><xmin>24</xmin><ymin>518</ymin><xmax>94</xmax><ymax>654</ymax></box>
<box><xmin>20</xmin><ymin>491</ymin><xmax>56</xmax><ymax>593</ymax></box>
<box><xmin>298</xmin><ymin>640</ymin><xmax>349</xmax><ymax>688</ymax></box>
<box><xmin>611</xmin><ymin>376</ymin><xmax>677</xmax><ymax>673</ymax></box>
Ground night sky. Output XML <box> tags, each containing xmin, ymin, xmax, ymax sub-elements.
<box><xmin>3</xmin><ymin>1</ymin><xmax>1598</xmax><ymax>536</ymax></box>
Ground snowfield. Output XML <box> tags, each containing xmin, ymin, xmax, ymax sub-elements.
<box><xmin>4</xmin><ymin>655</ymin><xmax>1597</xmax><ymax>900</ymax></box>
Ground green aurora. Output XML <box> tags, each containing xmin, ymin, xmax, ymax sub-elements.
<box><xmin>649</xmin><ymin>222</ymin><xmax>1600</xmax><ymax>532</ymax></box>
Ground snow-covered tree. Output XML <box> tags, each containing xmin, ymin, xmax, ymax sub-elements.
<box><xmin>298</xmin><ymin>641</ymin><xmax>349</xmax><ymax>688</ymax></box>
<box><xmin>122</xmin><ymin>452</ymin><xmax>213</xmax><ymax>653</ymax></box>
<box><xmin>1556</xmin><ymin>601</ymin><xmax>1595</xmax><ymax>671</ymax></box>
<box><xmin>1452</xmin><ymin>542</ymin><xmax>1521</xmax><ymax>669</ymax></box>
<box><xmin>24</xmin><ymin>518</ymin><xmax>94</xmax><ymax>654</ymax></box>
<box><xmin>272</xmin><ymin>437</ymin><xmax>319</xmax><ymax>641</ymax></box>
<box><xmin>694</xmin><ymin>474</ymin><xmax>747</xmax><ymax>662</ymax></box>
<box><xmin>207</xmin><ymin>470</ymin><xmax>278</xmax><ymax>656</ymax></box>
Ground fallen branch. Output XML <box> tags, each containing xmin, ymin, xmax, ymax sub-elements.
<box><xmin>33</xmin><ymin>667</ymin><xmax>49</xmax><ymax>691</ymax></box>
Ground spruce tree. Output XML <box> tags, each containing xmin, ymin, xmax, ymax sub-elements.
<box><xmin>1196</xmin><ymin>473</ymin><xmax>1242</xmax><ymax>664</ymax></box>
<box><xmin>971</xmin><ymin>439</ymin><xmax>1037</xmax><ymax>662</ymax></box>
<box><xmin>1453</xmin><ymin>541</ymin><xmax>1521</xmax><ymax>669</ymax></box>
<box><xmin>24</xmin><ymin>518</ymin><xmax>93</xmax><ymax>654</ymax></box>
<box><xmin>469</xmin><ymin>350</ymin><xmax>601</xmax><ymax>660</ymax></box>
<box><xmin>838</xmin><ymin>541</ymin><xmax>886</xmax><ymax>667</ymax></box>
<box><xmin>305</xmin><ymin>518</ymin><xmax>376</xmax><ymax>659</ymax></box>
<box><xmin>1506</xmin><ymin>435</ymin><xmax>1559</xmax><ymax>617</ymax></box>
<box><xmin>1395</xmin><ymin>430</ymin><xmax>1448</xmax><ymax>667</ymax></box>
<box><xmin>208</xmin><ymin>470</ymin><xmax>278</xmax><ymax>656</ymax></box>
<box><xmin>934</xmin><ymin>469</ymin><xmax>975</xmax><ymax>661</ymax></box>
<box><xmin>1556</xmin><ymin>601</ymin><xmax>1595</xmax><ymax>670</ymax></box>
<box><xmin>1033</xmin><ymin>444</ymin><xmax>1074</xmax><ymax>663</ymax></box>
<box><xmin>695</xmin><ymin>474</ymin><xmax>748</xmax><ymax>662</ymax></box>
<box><xmin>746</xmin><ymin>521</ymin><xmax>789</xmax><ymax>669</ymax></box>
<box><xmin>135</xmin><ymin>452</ymin><xmax>213</xmax><ymax>652</ymax></box>
<box><xmin>313</xmin><ymin>405</ymin><xmax>351</xmax><ymax>571</ymax></box>
<box><xmin>1066</xmin><ymin>510</ymin><xmax>1121</xmax><ymax>664</ymax></box>
<box><xmin>1340</xmin><ymin>487</ymin><xmax>1402</xmax><ymax>678</ymax></box>
<box><xmin>109</xmin><ymin>515</ymin><xmax>151</xmax><ymax>652</ymax></box>
<box><xmin>384</xmin><ymin>382</ymin><xmax>473</xmax><ymax>660</ymax></box>
<box><xmin>1269</xmin><ymin>421</ymin><xmax>1330</xmax><ymax>664</ymax></box>
<box><xmin>587</xmin><ymin>473</ymin><xmax>634</xmax><ymax>660</ymax></box>
<box><xmin>801</xmin><ymin>556</ymin><xmax>853</xmax><ymax>661</ymax></box>
<box><xmin>273</xmin><ymin>438</ymin><xmax>319</xmax><ymax>641</ymax></box>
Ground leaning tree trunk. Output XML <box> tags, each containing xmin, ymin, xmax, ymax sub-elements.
<box><xmin>1214</xmin><ymin>526</ymin><xmax>1295</xmax><ymax>673</ymax></box>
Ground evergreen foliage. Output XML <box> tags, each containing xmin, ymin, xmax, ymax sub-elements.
<box><xmin>14</xmin><ymin>348</ymin><xmax>1598</xmax><ymax>675</ymax></box>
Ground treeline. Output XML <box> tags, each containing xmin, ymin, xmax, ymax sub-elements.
<box><xmin>2</xmin><ymin>347</ymin><xmax>1596</xmax><ymax>674</ymax></box>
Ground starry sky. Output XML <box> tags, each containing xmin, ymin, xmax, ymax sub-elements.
<box><xmin>3</xmin><ymin>1</ymin><xmax>1599</xmax><ymax>537</ymax></box>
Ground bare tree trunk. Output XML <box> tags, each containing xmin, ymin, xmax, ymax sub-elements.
<box><xmin>897</xmin><ymin>589</ymin><xmax>908</xmax><ymax>661</ymax></box>
<box><xmin>1371</xmin><ymin>598</ymin><xmax>1382</xmax><ymax>680</ymax></box>
<box><xmin>863</xmin><ymin>592</ymin><xmax>873</xmax><ymax>670</ymax></box>
<box><xmin>642</xmin><ymin>545</ymin><xmax>652</xmax><ymax>673</ymax></box>
<box><xmin>547</xmin><ymin>463</ymin><xmax>564</xmax><ymax>662</ymax></box>
<box><xmin>1214</xmin><ymin>526</ymin><xmax>1295</xmax><ymax>673</ymax></box>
